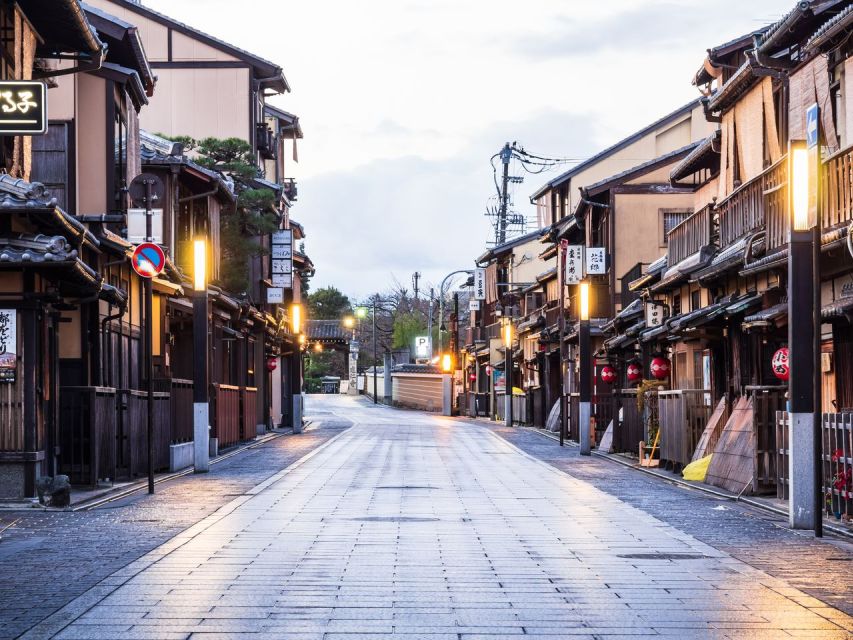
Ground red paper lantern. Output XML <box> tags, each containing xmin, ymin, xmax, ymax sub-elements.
<box><xmin>771</xmin><ymin>347</ymin><xmax>789</xmax><ymax>381</ymax></box>
<box><xmin>650</xmin><ymin>356</ymin><xmax>671</xmax><ymax>381</ymax></box>
<box><xmin>469</xmin><ymin>373</ymin><xmax>476</xmax><ymax>383</ymax></box>
<box><xmin>600</xmin><ymin>365</ymin><xmax>616</xmax><ymax>385</ymax></box>
<box><xmin>627</xmin><ymin>361</ymin><xmax>642</xmax><ymax>382</ymax></box>
<box><xmin>266</xmin><ymin>357</ymin><xmax>278</xmax><ymax>372</ymax></box>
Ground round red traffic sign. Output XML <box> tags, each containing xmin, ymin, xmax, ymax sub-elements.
<box><xmin>131</xmin><ymin>242</ymin><xmax>165</xmax><ymax>278</ymax></box>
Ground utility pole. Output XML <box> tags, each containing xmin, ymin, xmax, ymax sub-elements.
<box><xmin>498</xmin><ymin>142</ymin><xmax>512</xmax><ymax>245</ymax></box>
<box><xmin>427</xmin><ymin>287</ymin><xmax>434</xmax><ymax>360</ymax></box>
<box><xmin>412</xmin><ymin>272</ymin><xmax>420</xmax><ymax>301</ymax></box>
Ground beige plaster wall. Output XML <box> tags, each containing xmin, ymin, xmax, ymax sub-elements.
<box><xmin>510</xmin><ymin>237</ymin><xmax>553</xmax><ymax>285</ymax></box>
<box><xmin>613</xmin><ymin>191</ymin><xmax>695</xmax><ymax>289</ymax></box>
<box><xmin>84</xmin><ymin>0</ymin><xmax>170</xmax><ymax>60</ymax></box>
<box><xmin>140</xmin><ymin>66</ymin><xmax>251</xmax><ymax>142</ymax></box>
<box><xmin>560</xmin><ymin>105</ymin><xmax>715</xmax><ymax>213</ymax></box>
<box><xmin>76</xmin><ymin>74</ymin><xmax>107</xmax><ymax>215</ymax></box>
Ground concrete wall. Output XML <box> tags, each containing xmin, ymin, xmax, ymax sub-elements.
<box><xmin>391</xmin><ymin>373</ymin><xmax>452</xmax><ymax>415</ymax></box>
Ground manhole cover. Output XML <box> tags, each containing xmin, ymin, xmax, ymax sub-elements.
<box><xmin>617</xmin><ymin>552</ymin><xmax>710</xmax><ymax>560</ymax></box>
<box><xmin>354</xmin><ymin>516</ymin><xmax>439</xmax><ymax>523</ymax></box>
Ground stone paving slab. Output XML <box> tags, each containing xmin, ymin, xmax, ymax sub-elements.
<box><xmin>0</xmin><ymin>416</ymin><xmax>349</xmax><ymax>640</ymax></box>
<box><xmin>13</xmin><ymin>396</ymin><xmax>853</xmax><ymax>639</ymax></box>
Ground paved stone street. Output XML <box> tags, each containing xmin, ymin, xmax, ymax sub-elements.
<box><xmin>0</xmin><ymin>416</ymin><xmax>349</xmax><ymax>640</ymax></box>
<box><xmin>7</xmin><ymin>395</ymin><xmax>851</xmax><ymax>639</ymax></box>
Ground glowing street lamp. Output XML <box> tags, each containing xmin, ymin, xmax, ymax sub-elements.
<box><xmin>291</xmin><ymin>303</ymin><xmax>302</xmax><ymax>335</ymax></box>
<box><xmin>787</xmin><ymin>137</ymin><xmax>822</xmax><ymax>536</ymax></box>
<box><xmin>578</xmin><ymin>281</ymin><xmax>592</xmax><ymax>455</ymax></box>
<box><xmin>502</xmin><ymin>318</ymin><xmax>513</xmax><ymax>428</ymax></box>
<box><xmin>193</xmin><ymin>237</ymin><xmax>209</xmax><ymax>473</ymax></box>
<box><xmin>441</xmin><ymin>353</ymin><xmax>452</xmax><ymax>373</ymax></box>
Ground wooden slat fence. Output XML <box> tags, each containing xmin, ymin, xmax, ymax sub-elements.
<box><xmin>118</xmin><ymin>389</ymin><xmax>171</xmax><ymax>478</ymax></box>
<box><xmin>242</xmin><ymin>386</ymin><xmax>258</xmax><ymax>439</ymax></box>
<box><xmin>58</xmin><ymin>387</ymin><xmax>118</xmax><ymax>486</ymax></box>
<box><xmin>658</xmin><ymin>390</ymin><xmax>712</xmax><ymax>469</ymax></box>
<box><xmin>213</xmin><ymin>384</ymin><xmax>241</xmax><ymax>449</ymax></box>
<box><xmin>822</xmin><ymin>144</ymin><xmax>853</xmax><ymax>231</ymax></box>
<box><xmin>169</xmin><ymin>379</ymin><xmax>194</xmax><ymax>444</ymax></box>
<box><xmin>667</xmin><ymin>205</ymin><xmax>712</xmax><ymax>265</ymax></box>
<box><xmin>0</xmin><ymin>380</ymin><xmax>24</xmax><ymax>451</ymax></box>
<box><xmin>777</xmin><ymin>411</ymin><xmax>853</xmax><ymax>517</ymax></box>
<box><xmin>613</xmin><ymin>389</ymin><xmax>643</xmax><ymax>454</ymax></box>
<box><xmin>751</xmin><ymin>387</ymin><xmax>786</xmax><ymax>494</ymax></box>
<box><xmin>569</xmin><ymin>393</ymin><xmax>579</xmax><ymax>442</ymax></box>
<box><xmin>823</xmin><ymin>412</ymin><xmax>852</xmax><ymax>519</ymax></box>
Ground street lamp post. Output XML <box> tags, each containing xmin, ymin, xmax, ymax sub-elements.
<box><xmin>579</xmin><ymin>281</ymin><xmax>592</xmax><ymax>456</ymax></box>
<box><xmin>192</xmin><ymin>238</ymin><xmax>210</xmax><ymax>473</ymax></box>
<box><xmin>787</xmin><ymin>139</ymin><xmax>822</xmax><ymax>535</ymax></box>
<box><xmin>291</xmin><ymin>303</ymin><xmax>303</xmax><ymax>433</ymax></box>
<box><xmin>503</xmin><ymin>318</ymin><xmax>513</xmax><ymax>427</ymax></box>
<box><xmin>373</xmin><ymin>298</ymin><xmax>378</xmax><ymax>404</ymax></box>
<box><xmin>437</xmin><ymin>269</ymin><xmax>474</xmax><ymax>354</ymax></box>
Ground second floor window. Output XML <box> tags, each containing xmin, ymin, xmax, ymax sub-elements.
<box><xmin>662</xmin><ymin>209</ymin><xmax>691</xmax><ymax>245</ymax></box>
<box><xmin>114</xmin><ymin>109</ymin><xmax>127</xmax><ymax>212</ymax></box>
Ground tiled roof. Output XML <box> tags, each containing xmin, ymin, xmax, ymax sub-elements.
<box><xmin>306</xmin><ymin>320</ymin><xmax>351</xmax><ymax>342</ymax></box>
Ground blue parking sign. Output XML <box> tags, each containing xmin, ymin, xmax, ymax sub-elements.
<box><xmin>806</xmin><ymin>103</ymin><xmax>819</xmax><ymax>148</ymax></box>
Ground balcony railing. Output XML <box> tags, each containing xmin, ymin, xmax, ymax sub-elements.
<box><xmin>717</xmin><ymin>157</ymin><xmax>787</xmax><ymax>248</ymax></box>
<box><xmin>822</xmin><ymin>144</ymin><xmax>853</xmax><ymax>231</ymax></box>
<box><xmin>667</xmin><ymin>204</ymin><xmax>712</xmax><ymax>265</ymax></box>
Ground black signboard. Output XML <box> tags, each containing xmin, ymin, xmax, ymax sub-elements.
<box><xmin>0</xmin><ymin>81</ymin><xmax>46</xmax><ymax>135</ymax></box>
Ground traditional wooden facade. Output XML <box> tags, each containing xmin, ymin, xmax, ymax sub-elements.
<box><xmin>614</xmin><ymin>1</ymin><xmax>853</xmax><ymax>511</ymax></box>
<box><xmin>0</xmin><ymin>0</ymin><xmax>109</xmax><ymax>498</ymax></box>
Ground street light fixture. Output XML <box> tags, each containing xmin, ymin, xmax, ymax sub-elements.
<box><xmin>192</xmin><ymin>237</ymin><xmax>210</xmax><ymax>473</ymax></box>
<box><xmin>503</xmin><ymin>317</ymin><xmax>513</xmax><ymax>427</ymax></box>
<box><xmin>787</xmin><ymin>138</ymin><xmax>822</xmax><ymax>536</ymax></box>
<box><xmin>441</xmin><ymin>353</ymin><xmax>452</xmax><ymax>373</ymax></box>
<box><xmin>578</xmin><ymin>281</ymin><xmax>592</xmax><ymax>456</ymax></box>
<box><xmin>291</xmin><ymin>303</ymin><xmax>303</xmax><ymax>335</ymax></box>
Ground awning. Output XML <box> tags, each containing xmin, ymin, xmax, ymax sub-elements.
<box><xmin>740</xmin><ymin>247</ymin><xmax>788</xmax><ymax>277</ymax></box>
<box><xmin>725</xmin><ymin>292</ymin><xmax>763</xmax><ymax>316</ymax></box>
<box><xmin>822</xmin><ymin>297</ymin><xmax>853</xmax><ymax>323</ymax></box>
<box><xmin>743</xmin><ymin>302</ymin><xmax>788</xmax><ymax>331</ymax></box>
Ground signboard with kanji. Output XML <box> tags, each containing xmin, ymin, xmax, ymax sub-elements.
<box><xmin>474</xmin><ymin>268</ymin><xmax>486</xmax><ymax>300</ymax></box>
<box><xmin>270</xmin><ymin>229</ymin><xmax>294</xmax><ymax>292</ymax></box>
<box><xmin>565</xmin><ymin>245</ymin><xmax>584</xmax><ymax>284</ymax></box>
<box><xmin>469</xmin><ymin>300</ymin><xmax>481</xmax><ymax>312</ymax></box>
<box><xmin>645</xmin><ymin>302</ymin><xmax>666</xmax><ymax>328</ymax></box>
<box><xmin>586</xmin><ymin>247</ymin><xmax>606</xmax><ymax>275</ymax></box>
<box><xmin>0</xmin><ymin>309</ymin><xmax>16</xmax><ymax>382</ymax></box>
<box><xmin>0</xmin><ymin>81</ymin><xmax>46</xmax><ymax>134</ymax></box>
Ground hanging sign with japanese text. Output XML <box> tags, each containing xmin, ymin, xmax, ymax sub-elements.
<box><xmin>270</xmin><ymin>229</ymin><xmax>294</xmax><ymax>293</ymax></box>
<box><xmin>473</xmin><ymin>268</ymin><xmax>486</xmax><ymax>300</ymax></box>
<box><xmin>0</xmin><ymin>309</ymin><xmax>16</xmax><ymax>382</ymax></box>
<box><xmin>645</xmin><ymin>302</ymin><xmax>666</xmax><ymax>328</ymax></box>
<box><xmin>0</xmin><ymin>81</ymin><xmax>46</xmax><ymax>135</ymax></box>
<box><xmin>469</xmin><ymin>300</ymin><xmax>481</xmax><ymax>312</ymax></box>
<box><xmin>586</xmin><ymin>248</ymin><xmax>606</xmax><ymax>275</ymax></box>
<box><xmin>565</xmin><ymin>245</ymin><xmax>584</xmax><ymax>284</ymax></box>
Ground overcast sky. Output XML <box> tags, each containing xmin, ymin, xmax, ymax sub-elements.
<box><xmin>145</xmin><ymin>0</ymin><xmax>788</xmax><ymax>301</ymax></box>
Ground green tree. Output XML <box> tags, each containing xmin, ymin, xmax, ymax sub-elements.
<box><xmin>308</xmin><ymin>287</ymin><xmax>352</xmax><ymax>320</ymax></box>
<box><xmin>392</xmin><ymin>312</ymin><xmax>426</xmax><ymax>351</ymax></box>
<box><xmin>169</xmin><ymin>136</ymin><xmax>279</xmax><ymax>294</ymax></box>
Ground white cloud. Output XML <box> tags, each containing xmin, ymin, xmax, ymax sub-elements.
<box><xmin>142</xmin><ymin>0</ymin><xmax>790</xmax><ymax>298</ymax></box>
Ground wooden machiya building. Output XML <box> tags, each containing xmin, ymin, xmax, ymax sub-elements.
<box><xmin>0</xmin><ymin>0</ymin><xmax>109</xmax><ymax>499</ymax></box>
<box><xmin>0</xmin><ymin>1</ymin><xmax>309</xmax><ymax>501</ymax></box>
<box><xmin>617</xmin><ymin>1</ymin><xmax>853</xmax><ymax>513</ymax></box>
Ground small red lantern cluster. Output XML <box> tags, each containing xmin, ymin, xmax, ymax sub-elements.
<box><xmin>626</xmin><ymin>361</ymin><xmax>642</xmax><ymax>382</ymax></box>
<box><xmin>599</xmin><ymin>365</ymin><xmax>616</xmax><ymax>385</ymax></box>
<box><xmin>771</xmin><ymin>347</ymin><xmax>790</xmax><ymax>381</ymax></box>
<box><xmin>650</xmin><ymin>356</ymin><xmax>671</xmax><ymax>381</ymax></box>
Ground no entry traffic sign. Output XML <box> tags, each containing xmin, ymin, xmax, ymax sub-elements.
<box><xmin>132</xmin><ymin>242</ymin><xmax>165</xmax><ymax>278</ymax></box>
